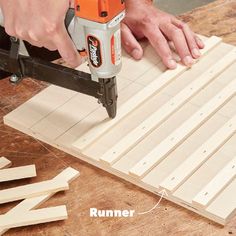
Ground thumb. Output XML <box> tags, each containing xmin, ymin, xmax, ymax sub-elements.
<box><xmin>53</xmin><ymin>25</ymin><xmax>82</xmax><ymax>68</ymax></box>
<box><xmin>121</xmin><ymin>23</ymin><xmax>143</xmax><ymax>60</ymax></box>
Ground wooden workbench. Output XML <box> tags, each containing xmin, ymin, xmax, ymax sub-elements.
<box><xmin>0</xmin><ymin>0</ymin><xmax>235</xmax><ymax>235</ymax></box>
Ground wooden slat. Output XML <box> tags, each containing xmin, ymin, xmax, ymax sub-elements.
<box><xmin>129</xmin><ymin>80</ymin><xmax>236</xmax><ymax>178</ymax></box>
<box><xmin>160</xmin><ymin>115</ymin><xmax>236</xmax><ymax>193</ymax></box>
<box><xmin>0</xmin><ymin>179</ymin><xmax>69</xmax><ymax>204</ymax></box>
<box><xmin>73</xmin><ymin>36</ymin><xmax>222</xmax><ymax>151</ymax></box>
<box><xmin>192</xmin><ymin>157</ymin><xmax>236</xmax><ymax>208</ymax></box>
<box><xmin>206</xmin><ymin>179</ymin><xmax>236</xmax><ymax>223</ymax></box>
<box><xmin>99</xmin><ymin>49</ymin><xmax>236</xmax><ymax>166</ymax></box>
<box><xmin>0</xmin><ymin>167</ymin><xmax>79</xmax><ymax>235</ymax></box>
<box><xmin>3</xmin><ymin>168</ymin><xmax>79</xmax><ymax>213</ymax></box>
<box><xmin>0</xmin><ymin>165</ymin><xmax>36</xmax><ymax>182</ymax></box>
<box><xmin>0</xmin><ymin>157</ymin><xmax>11</xmax><ymax>169</ymax></box>
<box><xmin>0</xmin><ymin>206</ymin><xmax>67</xmax><ymax>230</ymax></box>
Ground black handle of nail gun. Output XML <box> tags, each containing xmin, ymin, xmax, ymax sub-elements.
<box><xmin>0</xmin><ymin>45</ymin><xmax>118</xmax><ymax>118</ymax></box>
<box><xmin>0</xmin><ymin>47</ymin><xmax>100</xmax><ymax>98</ymax></box>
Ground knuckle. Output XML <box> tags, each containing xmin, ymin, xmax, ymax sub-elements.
<box><xmin>189</xmin><ymin>40</ymin><xmax>197</xmax><ymax>48</ymax></box>
<box><xmin>28</xmin><ymin>31</ymin><xmax>41</xmax><ymax>41</ymax></box>
<box><xmin>45</xmin><ymin>45</ymin><xmax>57</xmax><ymax>51</ymax></box>
<box><xmin>155</xmin><ymin>36</ymin><xmax>165</xmax><ymax>45</ymax></box>
<box><xmin>180</xmin><ymin>21</ymin><xmax>192</xmax><ymax>33</ymax></box>
<box><xmin>45</xmin><ymin>23</ymin><xmax>59</xmax><ymax>34</ymax></box>
<box><xmin>120</xmin><ymin>24</ymin><xmax>128</xmax><ymax>34</ymax></box>
<box><xmin>160</xmin><ymin>50</ymin><xmax>172</xmax><ymax>58</ymax></box>
<box><xmin>64</xmin><ymin>51</ymin><xmax>77</xmax><ymax>61</ymax></box>
<box><xmin>15</xmin><ymin>29</ymin><xmax>27</xmax><ymax>39</ymax></box>
<box><xmin>141</xmin><ymin>14</ymin><xmax>153</xmax><ymax>25</ymax></box>
<box><xmin>5</xmin><ymin>26</ymin><xmax>15</xmax><ymax>37</ymax></box>
<box><xmin>182</xmin><ymin>22</ymin><xmax>187</xmax><ymax>27</ymax></box>
<box><xmin>5</xmin><ymin>29</ymin><xmax>15</xmax><ymax>37</ymax></box>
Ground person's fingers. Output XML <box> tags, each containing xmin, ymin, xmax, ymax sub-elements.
<box><xmin>53</xmin><ymin>25</ymin><xmax>81</xmax><ymax>68</ymax></box>
<box><xmin>3</xmin><ymin>13</ymin><xmax>16</xmax><ymax>37</ymax></box>
<box><xmin>143</xmin><ymin>26</ymin><xmax>177</xmax><ymax>69</ymax></box>
<box><xmin>69</xmin><ymin>0</ymin><xmax>75</xmax><ymax>8</ymax></box>
<box><xmin>26</xmin><ymin>38</ymin><xmax>43</xmax><ymax>48</ymax></box>
<box><xmin>14</xmin><ymin>22</ymin><xmax>43</xmax><ymax>48</ymax></box>
<box><xmin>168</xmin><ymin>41</ymin><xmax>175</xmax><ymax>52</ymax></box>
<box><xmin>182</xmin><ymin>25</ymin><xmax>201</xmax><ymax>59</ymax></box>
<box><xmin>28</xmin><ymin>27</ymin><xmax>57</xmax><ymax>50</ymax></box>
<box><xmin>121</xmin><ymin>23</ymin><xmax>143</xmax><ymax>60</ymax></box>
<box><xmin>160</xmin><ymin>22</ymin><xmax>194</xmax><ymax>67</ymax></box>
<box><xmin>172</xmin><ymin>18</ymin><xmax>205</xmax><ymax>49</ymax></box>
<box><xmin>194</xmin><ymin>34</ymin><xmax>205</xmax><ymax>49</ymax></box>
<box><xmin>172</xmin><ymin>18</ymin><xmax>201</xmax><ymax>59</ymax></box>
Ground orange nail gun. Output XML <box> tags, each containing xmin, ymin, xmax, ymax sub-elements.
<box><xmin>74</xmin><ymin>0</ymin><xmax>125</xmax><ymax>118</ymax></box>
<box><xmin>0</xmin><ymin>0</ymin><xmax>125</xmax><ymax>118</ymax></box>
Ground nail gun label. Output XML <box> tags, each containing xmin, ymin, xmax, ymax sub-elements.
<box><xmin>87</xmin><ymin>35</ymin><xmax>102</xmax><ymax>68</ymax></box>
<box><xmin>111</xmin><ymin>29</ymin><xmax>122</xmax><ymax>66</ymax></box>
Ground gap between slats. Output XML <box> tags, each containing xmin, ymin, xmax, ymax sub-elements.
<box><xmin>129</xmin><ymin>79</ymin><xmax>236</xmax><ymax>178</ymax></box>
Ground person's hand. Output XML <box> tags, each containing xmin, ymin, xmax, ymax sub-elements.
<box><xmin>0</xmin><ymin>0</ymin><xmax>81</xmax><ymax>67</ymax></box>
<box><xmin>122</xmin><ymin>0</ymin><xmax>205</xmax><ymax>69</ymax></box>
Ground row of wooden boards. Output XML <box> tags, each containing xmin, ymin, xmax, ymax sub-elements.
<box><xmin>4</xmin><ymin>35</ymin><xmax>236</xmax><ymax>225</ymax></box>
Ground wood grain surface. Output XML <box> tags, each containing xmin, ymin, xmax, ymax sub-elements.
<box><xmin>0</xmin><ymin>0</ymin><xmax>236</xmax><ymax>235</ymax></box>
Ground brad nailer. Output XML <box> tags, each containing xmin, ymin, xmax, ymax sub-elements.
<box><xmin>0</xmin><ymin>0</ymin><xmax>126</xmax><ymax>118</ymax></box>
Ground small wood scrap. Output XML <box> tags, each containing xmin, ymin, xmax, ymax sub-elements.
<box><xmin>0</xmin><ymin>157</ymin><xmax>80</xmax><ymax>235</ymax></box>
<box><xmin>0</xmin><ymin>157</ymin><xmax>11</xmax><ymax>170</ymax></box>
<box><xmin>0</xmin><ymin>165</ymin><xmax>36</xmax><ymax>183</ymax></box>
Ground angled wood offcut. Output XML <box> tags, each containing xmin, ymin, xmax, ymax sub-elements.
<box><xmin>0</xmin><ymin>167</ymin><xmax>79</xmax><ymax>235</ymax></box>
<box><xmin>0</xmin><ymin>206</ymin><xmax>68</xmax><ymax>230</ymax></box>
<box><xmin>0</xmin><ymin>157</ymin><xmax>11</xmax><ymax>169</ymax></box>
<box><xmin>3</xmin><ymin>35</ymin><xmax>236</xmax><ymax>225</ymax></box>
<box><xmin>0</xmin><ymin>178</ymin><xmax>69</xmax><ymax>204</ymax></box>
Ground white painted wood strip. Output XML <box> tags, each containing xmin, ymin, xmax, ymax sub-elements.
<box><xmin>0</xmin><ymin>179</ymin><xmax>69</xmax><ymax>204</ymax></box>
<box><xmin>3</xmin><ymin>168</ymin><xmax>79</xmax><ymax>212</ymax></box>
<box><xmin>0</xmin><ymin>157</ymin><xmax>11</xmax><ymax>169</ymax></box>
<box><xmin>99</xmin><ymin>49</ymin><xmax>236</xmax><ymax>166</ymax></box>
<box><xmin>129</xmin><ymin>80</ymin><xmax>236</xmax><ymax>178</ymax></box>
<box><xmin>160</xmin><ymin>115</ymin><xmax>236</xmax><ymax>193</ymax></box>
<box><xmin>0</xmin><ymin>167</ymin><xmax>79</xmax><ymax>235</ymax></box>
<box><xmin>73</xmin><ymin>36</ymin><xmax>222</xmax><ymax>151</ymax></box>
<box><xmin>0</xmin><ymin>165</ymin><xmax>36</xmax><ymax>182</ymax></box>
<box><xmin>0</xmin><ymin>206</ymin><xmax>67</xmax><ymax>230</ymax></box>
<box><xmin>192</xmin><ymin>157</ymin><xmax>236</xmax><ymax>208</ymax></box>
<box><xmin>206</xmin><ymin>179</ymin><xmax>236</xmax><ymax>223</ymax></box>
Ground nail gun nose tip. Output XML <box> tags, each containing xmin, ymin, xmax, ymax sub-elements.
<box><xmin>106</xmin><ymin>104</ymin><xmax>117</xmax><ymax>119</ymax></box>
